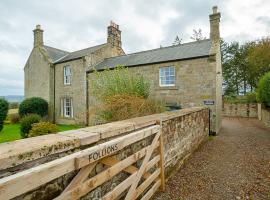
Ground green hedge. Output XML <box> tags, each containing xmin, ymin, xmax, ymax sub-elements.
<box><xmin>0</xmin><ymin>99</ymin><xmax>9</xmax><ymax>132</ymax></box>
<box><xmin>19</xmin><ymin>97</ymin><xmax>48</xmax><ymax>117</ymax></box>
<box><xmin>257</xmin><ymin>72</ymin><xmax>270</xmax><ymax>107</ymax></box>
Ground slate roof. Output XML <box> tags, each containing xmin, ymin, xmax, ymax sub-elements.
<box><xmin>53</xmin><ymin>43</ymin><xmax>107</xmax><ymax>64</ymax></box>
<box><xmin>92</xmin><ymin>39</ymin><xmax>212</xmax><ymax>71</ymax></box>
<box><xmin>44</xmin><ymin>46</ymin><xmax>69</xmax><ymax>62</ymax></box>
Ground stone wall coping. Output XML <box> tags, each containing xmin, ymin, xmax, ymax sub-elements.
<box><xmin>0</xmin><ymin>107</ymin><xmax>206</xmax><ymax>171</ymax></box>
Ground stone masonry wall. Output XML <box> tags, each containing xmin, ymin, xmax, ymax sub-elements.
<box><xmin>222</xmin><ymin>103</ymin><xmax>258</xmax><ymax>118</ymax></box>
<box><xmin>0</xmin><ymin>107</ymin><xmax>209</xmax><ymax>199</ymax></box>
<box><xmin>261</xmin><ymin>107</ymin><xmax>270</xmax><ymax>128</ymax></box>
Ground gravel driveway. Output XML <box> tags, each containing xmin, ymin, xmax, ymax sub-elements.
<box><xmin>154</xmin><ymin>117</ymin><xmax>270</xmax><ymax>200</ymax></box>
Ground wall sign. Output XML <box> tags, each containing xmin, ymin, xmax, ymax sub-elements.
<box><xmin>203</xmin><ymin>100</ymin><xmax>215</xmax><ymax>105</ymax></box>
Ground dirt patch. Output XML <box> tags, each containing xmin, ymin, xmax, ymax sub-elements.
<box><xmin>154</xmin><ymin>117</ymin><xmax>270</xmax><ymax>200</ymax></box>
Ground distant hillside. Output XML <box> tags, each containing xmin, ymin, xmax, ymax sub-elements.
<box><xmin>0</xmin><ymin>95</ymin><xmax>24</xmax><ymax>102</ymax></box>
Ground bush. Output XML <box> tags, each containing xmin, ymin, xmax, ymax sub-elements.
<box><xmin>20</xmin><ymin>114</ymin><xmax>41</xmax><ymax>138</ymax></box>
<box><xmin>257</xmin><ymin>72</ymin><xmax>270</xmax><ymax>106</ymax></box>
<box><xmin>90</xmin><ymin>66</ymin><xmax>150</xmax><ymax>100</ymax></box>
<box><xmin>10</xmin><ymin>113</ymin><xmax>20</xmax><ymax>124</ymax></box>
<box><xmin>29</xmin><ymin>122</ymin><xmax>59</xmax><ymax>138</ymax></box>
<box><xmin>245</xmin><ymin>92</ymin><xmax>257</xmax><ymax>103</ymax></box>
<box><xmin>0</xmin><ymin>98</ymin><xmax>9</xmax><ymax>132</ymax></box>
<box><xmin>92</xmin><ymin>94</ymin><xmax>166</xmax><ymax>123</ymax></box>
<box><xmin>19</xmin><ymin>97</ymin><xmax>48</xmax><ymax>117</ymax></box>
<box><xmin>224</xmin><ymin>92</ymin><xmax>257</xmax><ymax>104</ymax></box>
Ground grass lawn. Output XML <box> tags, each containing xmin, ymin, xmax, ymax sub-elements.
<box><xmin>0</xmin><ymin>123</ymin><xmax>80</xmax><ymax>144</ymax></box>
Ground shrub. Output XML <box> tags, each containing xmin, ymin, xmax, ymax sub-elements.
<box><xmin>29</xmin><ymin>122</ymin><xmax>59</xmax><ymax>138</ymax></box>
<box><xmin>20</xmin><ymin>114</ymin><xmax>41</xmax><ymax>138</ymax></box>
<box><xmin>89</xmin><ymin>66</ymin><xmax>150</xmax><ymax>100</ymax></box>
<box><xmin>19</xmin><ymin>97</ymin><xmax>48</xmax><ymax>117</ymax></box>
<box><xmin>224</xmin><ymin>92</ymin><xmax>257</xmax><ymax>104</ymax></box>
<box><xmin>92</xmin><ymin>94</ymin><xmax>166</xmax><ymax>122</ymax></box>
<box><xmin>245</xmin><ymin>92</ymin><xmax>257</xmax><ymax>103</ymax></box>
<box><xmin>257</xmin><ymin>71</ymin><xmax>270</xmax><ymax>106</ymax></box>
<box><xmin>10</xmin><ymin>113</ymin><xmax>20</xmax><ymax>124</ymax></box>
<box><xmin>0</xmin><ymin>98</ymin><xmax>9</xmax><ymax>132</ymax></box>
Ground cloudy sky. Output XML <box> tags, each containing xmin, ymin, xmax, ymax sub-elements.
<box><xmin>0</xmin><ymin>0</ymin><xmax>270</xmax><ymax>96</ymax></box>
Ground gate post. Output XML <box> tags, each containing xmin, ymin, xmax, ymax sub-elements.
<box><xmin>157</xmin><ymin>118</ymin><xmax>165</xmax><ymax>191</ymax></box>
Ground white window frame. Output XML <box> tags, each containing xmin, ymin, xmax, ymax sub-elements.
<box><xmin>63</xmin><ymin>66</ymin><xmax>71</xmax><ymax>85</ymax></box>
<box><xmin>159</xmin><ymin>66</ymin><xmax>176</xmax><ymax>87</ymax></box>
<box><xmin>63</xmin><ymin>98</ymin><xmax>73</xmax><ymax>118</ymax></box>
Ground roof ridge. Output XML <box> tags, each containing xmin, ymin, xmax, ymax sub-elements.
<box><xmin>44</xmin><ymin>45</ymin><xmax>69</xmax><ymax>53</ymax></box>
<box><xmin>103</xmin><ymin>39</ymin><xmax>211</xmax><ymax>61</ymax></box>
<box><xmin>69</xmin><ymin>43</ymin><xmax>107</xmax><ymax>54</ymax></box>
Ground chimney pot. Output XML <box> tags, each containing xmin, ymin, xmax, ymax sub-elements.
<box><xmin>212</xmin><ymin>6</ymin><xmax>218</xmax><ymax>14</ymax></box>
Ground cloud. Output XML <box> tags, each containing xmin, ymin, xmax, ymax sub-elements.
<box><xmin>0</xmin><ymin>0</ymin><xmax>269</xmax><ymax>95</ymax></box>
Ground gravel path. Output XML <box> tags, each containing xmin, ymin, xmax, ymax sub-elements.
<box><xmin>154</xmin><ymin>117</ymin><xmax>270</xmax><ymax>200</ymax></box>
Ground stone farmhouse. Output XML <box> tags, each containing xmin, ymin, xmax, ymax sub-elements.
<box><xmin>24</xmin><ymin>6</ymin><xmax>222</xmax><ymax>134</ymax></box>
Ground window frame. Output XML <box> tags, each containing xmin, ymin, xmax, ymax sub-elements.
<box><xmin>63</xmin><ymin>65</ymin><xmax>71</xmax><ymax>85</ymax></box>
<box><xmin>63</xmin><ymin>98</ymin><xmax>73</xmax><ymax>118</ymax></box>
<box><xmin>159</xmin><ymin>66</ymin><xmax>176</xmax><ymax>87</ymax></box>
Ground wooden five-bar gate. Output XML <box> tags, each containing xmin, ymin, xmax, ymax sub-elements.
<box><xmin>0</xmin><ymin>124</ymin><xmax>165</xmax><ymax>200</ymax></box>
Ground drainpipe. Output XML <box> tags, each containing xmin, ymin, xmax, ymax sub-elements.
<box><xmin>208</xmin><ymin>108</ymin><xmax>211</xmax><ymax>135</ymax></box>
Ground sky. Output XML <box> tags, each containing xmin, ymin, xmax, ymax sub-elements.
<box><xmin>0</xmin><ymin>0</ymin><xmax>270</xmax><ymax>96</ymax></box>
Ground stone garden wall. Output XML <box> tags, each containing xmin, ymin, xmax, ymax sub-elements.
<box><xmin>0</xmin><ymin>107</ymin><xmax>209</xmax><ymax>199</ymax></box>
<box><xmin>261</xmin><ymin>107</ymin><xmax>270</xmax><ymax>128</ymax></box>
<box><xmin>222</xmin><ymin>103</ymin><xmax>258</xmax><ymax>118</ymax></box>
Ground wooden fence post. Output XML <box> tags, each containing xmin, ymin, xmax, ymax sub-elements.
<box><xmin>156</xmin><ymin>118</ymin><xmax>165</xmax><ymax>191</ymax></box>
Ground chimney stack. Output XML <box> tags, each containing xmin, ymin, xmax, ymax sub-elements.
<box><xmin>107</xmin><ymin>21</ymin><xmax>122</xmax><ymax>49</ymax></box>
<box><xmin>209</xmin><ymin>6</ymin><xmax>221</xmax><ymax>42</ymax></box>
<box><xmin>33</xmin><ymin>24</ymin><xmax>44</xmax><ymax>47</ymax></box>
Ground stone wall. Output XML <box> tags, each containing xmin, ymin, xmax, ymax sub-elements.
<box><xmin>222</xmin><ymin>103</ymin><xmax>258</xmax><ymax>118</ymax></box>
<box><xmin>261</xmin><ymin>107</ymin><xmax>270</xmax><ymax>128</ymax></box>
<box><xmin>0</xmin><ymin>107</ymin><xmax>209</xmax><ymax>199</ymax></box>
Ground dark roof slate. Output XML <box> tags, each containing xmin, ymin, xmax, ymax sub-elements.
<box><xmin>93</xmin><ymin>39</ymin><xmax>212</xmax><ymax>71</ymax></box>
<box><xmin>44</xmin><ymin>46</ymin><xmax>69</xmax><ymax>62</ymax></box>
<box><xmin>54</xmin><ymin>43</ymin><xmax>106</xmax><ymax>63</ymax></box>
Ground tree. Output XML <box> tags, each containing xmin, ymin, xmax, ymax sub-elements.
<box><xmin>256</xmin><ymin>71</ymin><xmax>270</xmax><ymax>107</ymax></box>
<box><xmin>247</xmin><ymin>37</ymin><xmax>270</xmax><ymax>88</ymax></box>
<box><xmin>172</xmin><ymin>36</ymin><xmax>182</xmax><ymax>45</ymax></box>
<box><xmin>221</xmin><ymin>39</ymin><xmax>254</xmax><ymax>95</ymax></box>
<box><xmin>0</xmin><ymin>99</ymin><xmax>9</xmax><ymax>132</ymax></box>
<box><xmin>190</xmin><ymin>29</ymin><xmax>206</xmax><ymax>41</ymax></box>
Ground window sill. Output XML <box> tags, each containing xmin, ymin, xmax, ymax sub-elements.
<box><xmin>156</xmin><ymin>86</ymin><xmax>179</xmax><ymax>90</ymax></box>
<box><xmin>60</xmin><ymin>117</ymin><xmax>74</xmax><ymax>120</ymax></box>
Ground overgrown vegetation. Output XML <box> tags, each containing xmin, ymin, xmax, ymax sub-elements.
<box><xmin>0</xmin><ymin>98</ymin><xmax>9</xmax><ymax>132</ymax></box>
<box><xmin>89</xmin><ymin>66</ymin><xmax>165</xmax><ymax>123</ymax></box>
<box><xmin>19</xmin><ymin>97</ymin><xmax>48</xmax><ymax>117</ymax></box>
<box><xmin>93</xmin><ymin>94</ymin><xmax>166</xmax><ymax>122</ymax></box>
<box><xmin>224</xmin><ymin>92</ymin><xmax>257</xmax><ymax>104</ymax></box>
<box><xmin>29</xmin><ymin>122</ymin><xmax>59</xmax><ymax>137</ymax></box>
<box><xmin>90</xmin><ymin>66</ymin><xmax>150</xmax><ymax>100</ymax></box>
<box><xmin>256</xmin><ymin>72</ymin><xmax>270</xmax><ymax>107</ymax></box>
<box><xmin>20</xmin><ymin>114</ymin><xmax>41</xmax><ymax>138</ymax></box>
